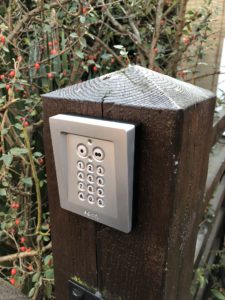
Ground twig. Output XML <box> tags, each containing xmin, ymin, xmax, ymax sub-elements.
<box><xmin>0</xmin><ymin>243</ymin><xmax>52</xmax><ymax>263</ymax></box>
<box><xmin>23</xmin><ymin>127</ymin><xmax>42</xmax><ymax>234</ymax></box>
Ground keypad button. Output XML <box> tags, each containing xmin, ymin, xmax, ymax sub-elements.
<box><xmin>96</xmin><ymin>166</ymin><xmax>105</xmax><ymax>176</ymax></box>
<box><xmin>97</xmin><ymin>188</ymin><xmax>104</xmax><ymax>197</ymax></box>
<box><xmin>87</xmin><ymin>195</ymin><xmax>95</xmax><ymax>204</ymax></box>
<box><xmin>77</xmin><ymin>171</ymin><xmax>85</xmax><ymax>181</ymax></box>
<box><xmin>78</xmin><ymin>192</ymin><xmax>85</xmax><ymax>201</ymax></box>
<box><xmin>97</xmin><ymin>198</ymin><xmax>105</xmax><ymax>208</ymax></box>
<box><xmin>77</xmin><ymin>160</ymin><xmax>85</xmax><ymax>170</ymax></box>
<box><xmin>77</xmin><ymin>144</ymin><xmax>88</xmax><ymax>158</ymax></box>
<box><xmin>87</xmin><ymin>163</ymin><xmax>94</xmax><ymax>173</ymax></box>
<box><xmin>97</xmin><ymin>177</ymin><xmax>104</xmax><ymax>187</ymax></box>
<box><xmin>87</xmin><ymin>174</ymin><xmax>94</xmax><ymax>184</ymax></box>
<box><xmin>93</xmin><ymin>147</ymin><xmax>105</xmax><ymax>161</ymax></box>
<box><xmin>78</xmin><ymin>181</ymin><xmax>85</xmax><ymax>191</ymax></box>
<box><xmin>87</xmin><ymin>185</ymin><xmax>94</xmax><ymax>194</ymax></box>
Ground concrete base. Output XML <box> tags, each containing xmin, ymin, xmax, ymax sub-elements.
<box><xmin>0</xmin><ymin>279</ymin><xmax>28</xmax><ymax>300</ymax></box>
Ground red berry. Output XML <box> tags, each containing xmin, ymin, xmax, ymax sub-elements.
<box><xmin>92</xmin><ymin>66</ymin><xmax>98</xmax><ymax>72</ymax></box>
<box><xmin>182</xmin><ymin>36</ymin><xmax>190</xmax><ymax>45</ymax></box>
<box><xmin>38</xmin><ymin>158</ymin><xmax>44</xmax><ymax>165</ymax></box>
<box><xmin>82</xmin><ymin>7</ymin><xmax>87</xmax><ymax>14</ymax></box>
<box><xmin>20</xmin><ymin>246</ymin><xmax>26</xmax><ymax>252</ymax></box>
<box><xmin>154</xmin><ymin>47</ymin><xmax>158</xmax><ymax>54</ymax></box>
<box><xmin>53</xmin><ymin>40</ymin><xmax>58</xmax><ymax>45</ymax></box>
<box><xmin>48</xmin><ymin>41</ymin><xmax>53</xmax><ymax>47</ymax></box>
<box><xmin>26</xmin><ymin>247</ymin><xmax>31</xmax><ymax>252</ymax></box>
<box><xmin>50</xmin><ymin>49</ymin><xmax>57</xmax><ymax>55</ymax></box>
<box><xmin>34</xmin><ymin>63</ymin><xmax>40</xmax><ymax>70</ymax></box>
<box><xmin>0</xmin><ymin>75</ymin><xmax>5</xmax><ymax>80</ymax></box>
<box><xmin>15</xmin><ymin>219</ymin><xmax>20</xmax><ymax>225</ymax></box>
<box><xmin>11</xmin><ymin>268</ymin><xmax>17</xmax><ymax>276</ymax></box>
<box><xmin>0</xmin><ymin>35</ymin><xmax>5</xmax><ymax>44</ymax></box>
<box><xmin>9</xmin><ymin>70</ymin><xmax>15</xmax><ymax>77</ymax></box>
<box><xmin>9</xmin><ymin>278</ymin><xmax>15</xmax><ymax>285</ymax></box>
<box><xmin>47</xmin><ymin>72</ymin><xmax>54</xmax><ymax>79</ymax></box>
<box><xmin>5</xmin><ymin>84</ymin><xmax>11</xmax><ymax>90</ymax></box>
<box><xmin>11</xmin><ymin>202</ymin><xmax>19</xmax><ymax>209</ymax></box>
<box><xmin>27</xmin><ymin>264</ymin><xmax>33</xmax><ymax>271</ymax></box>
<box><xmin>23</xmin><ymin>121</ymin><xmax>29</xmax><ymax>127</ymax></box>
<box><xmin>20</xmin><ymin>237</ymin><xmax>25</xmax><ymax>243</ymax></box>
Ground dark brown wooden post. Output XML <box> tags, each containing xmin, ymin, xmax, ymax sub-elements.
<box><xmin>43</xmin><ymin>65</ymin><xmax>216</xmax><ymax>300</ymax></box>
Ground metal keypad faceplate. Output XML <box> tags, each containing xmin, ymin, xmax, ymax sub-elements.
<box><xmin>49</xmin><ymin>114</ymin><xmax>135</xmax><ymax>233</ymax></box>
<box><xmin>67</xmin><ymin>135</ymin><xmax>117</xmax><ymax>219</ymax></box>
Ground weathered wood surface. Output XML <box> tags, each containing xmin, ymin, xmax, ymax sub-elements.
<box><xmin>43</xmin><ymin>65</ymin><xmax>216</xmax><ymax>300</ymax></box>
<box><xmin>211</xmin><ymin>108</ymin><xmax>225</xmax><ymax>146</ymax></box>
<box><xmin>203</xmin><ymin>140</ymin><xmax>225</xmax><ymax>213</ymax></box>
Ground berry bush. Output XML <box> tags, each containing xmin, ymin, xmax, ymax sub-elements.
<box><xmin>0</xmin><ymin>0</ymin><xmax>214</xmax><ymax>299</ymax></box>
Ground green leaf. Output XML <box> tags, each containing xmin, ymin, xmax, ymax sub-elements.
<box><xmin>211</xmin><ymin>289</ymin><xmax>225</xmax><ymax>300</ymax></box>
<box><xmin>0</xmin><ymin>188</ymin><xmax>6</xmax><ymax>196</ymax></box>
<box><xmin>15</xmin><ymin>123</ymin><xmax>23</xmax><ymax>130</ymax></box>
<box><xmin>79</xmin><ymin>16</ymin><xmax>86</xmax><ymax>24</ymax></box>
<box><xmin>70</xmin><ymin>32</ymin><xmax>78</xmax><ymax>38</ymax></box>
<box><xmin>79</xmin><ymin>37</ymin><xmax>86</xmax><ymax>48</ymax></box>
<box><xmin>21</xmin><ymin>177</ymin><xmax>33</xmax><ymax>187</ymax></box>
<box><xmin>45</xmin><ymin>283</ymin><xmax>53</xmax><ymax>298</ymax></box>
<box><xmin>75</xmin><ymin>50</ymin><xmax>84</xmax><ymax>59</ymax></box>
<box><xmin>1</xmin><ymin>154</ymin><xmax>13</xmax><ymax>166</ymax></box>
<box><xmin>0</xmin><ymin>84</ymin><xmax>6</xmax><ymax>89</ymax></box>
<box><xmin>32</xmin><ymin>272</ymin><xmax>41</xmax><ymax>283</ymax></box>
<box><xmin>44</xmin><ymin>268</ymin><xmax>54</xmax><ymax>279</ymax></box>
<box><xmin>10</xmin><ymin>147</ymin><xmax>28</xmax><ymax>156</ymax></box>
<box><xmin>44</xmin><ymin>254</ymin><xmax>53</xmax><ymax>266</ymax></box>
<box><xmin>3</xmin><ymin>46</ymin><xmax>9</xmax><ymax>52</ymax></box>
<box><xmin>33</xmin><ymin>152</ymin><xmax>43</xmax><ymax>157</ymax></box>
<box><xmin>28</xmin><ymin>287</ymin><xmax>35</xmax><ymax>298</ymax></box>
<box><xmin>1</xmin><ymin>128</ymin><xmax>8</xmax><ymax>135</ymax></box>
<box><xmin>114</xmin><ymin>45</ymin><xmax>124</xmax><ymax>49</ymax></box>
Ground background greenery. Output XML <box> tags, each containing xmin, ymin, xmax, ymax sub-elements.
<box><xmin>0</xmin><ymin>0</ymin><xmax>222</xmax><ymax>299</ymax></box>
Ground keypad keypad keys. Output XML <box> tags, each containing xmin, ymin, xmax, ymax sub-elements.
<box><xmin>97</xmin><ymin>177</ymin><xmax>104</xmax><ymax>187</ymax></box>
<box><xmin>87</xmin><ymin>195</ymin><xmax>95</xmax><ymax>204</ymax></box>
<box><xmin>87</xmin><ymin>174</ymin><xmax>94</xmax><ymax>184</ymax></box>
<box><xmin>78</xmin><ymin>182</ymin><xmax>85</xmax><ymax>191</ymax></box>
<box><xmin>97</xmin><ymin>188</ymin><xmax>104</xmax><ymax>197</ymax></box>
<box><xmin>93</xmin><ymin>147</ymin><xmax>105</xmax><ymax>161</ymax></box>
<box><xmin>96</xmin><ymin>166</ymin><xmax>105</xmax><ymax>176</ymax></box>
<box><xmin>87</xmin><ymin>163</ymin><xmax>94</xmax><ymax>173</ymax></box>
<box><xmin>87</xmin><ymin>185</ymin><xmax>94</xmax><ymax>194</ymax></box>
<box><xmin>77</xmin><ymin>171</ymin><xmax>85</xmax><ymax>181</ymax></box>
<box><xmin>77</xmin><ymin>144</ymin><xmax>88</xmax><ymax>158</ymax></box>
<box><xmin>77</xmin><ymin>160</ymin><xmax>85</xmax><ymax>170</ymax></box>
<box><xmin>78</xmin><ymin>192</ymin><xmax>85</xmax><ymax>201</ymax></box>
<box><xmin>97</xmin><ymin>198</ymin><xmax>105</xmax><ymax>208</ymax></box>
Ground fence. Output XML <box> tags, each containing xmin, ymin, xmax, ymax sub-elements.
<box><xmin>43</xmin><ymin>65</ymin><xmax>224</xmax><ymax>300</ymax></box>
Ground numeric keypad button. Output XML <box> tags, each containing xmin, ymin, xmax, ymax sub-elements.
<box><xmin>87</xmin><ymin>174</ymin><xmax>94</xmax><ymax>184</ymax></box>
<box><xmin>97</xmin><ymin>177</ymin><xmax>104</xmax><ymax>186</ymax></box>
<box><xmin>93</xmin><ymin>147</ymin><xmax>105</xmax><ymax>161</ymax></box>
<box><xmin>96</xmin><ymin>166</ymin><xmax>105</xmax><ymax>176</ymax></box>
<box><xmin>77</xmin><ymin>160</ymin><xmax>85</xmax><ymax>170</ymax></box>
<box><xmin>78</xmin><ymin>182</ymin><xmax>85</xmax><ymax>191</ymax></box>
<box><xmin>87</xmin><ymin>163</ymin><xmax>94</xmax><ymax>173</ymax></box>
<box><xmin>87</xmin><ymin>195</ymin><xmax>95</xmax><ymax>204</ymax></box>
<box><xmin>97</xmin><ymin>198</ymin><xmax>105</xmax><ymax>208</ymax></box>
<box><xmin>87</xmin><ymin>185</ymin><xmax>94</xmax><ymax>194</ymax></box>
<box><xmin>97</xmin><ymin>188</ymin><xmax>104</xmax><ymax>197</ymax></box>
<box><xmin>78</xmin><ymin>192</ymin><xmax>85</xmax><ymax>201</ymax></box>
<box><xmin>77</xmin><ymin>172</ymin><xmax>85</xmax><ymax>181</ymax></box>
<box><xmin>77</xmin><ymin>144</ymin><xmax>88</xmax><ymax>158</ymax></box>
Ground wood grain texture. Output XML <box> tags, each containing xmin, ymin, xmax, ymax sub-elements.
<box><xmin>211</xmin><ymin>108</ymin><xmax>225</xmax><ymax>146</ymax></box>
<box><xmin>43</xmin><ymin>98</ymin><xmax>103</xmax><ymax>300</ymax></box>
<box><xmin>204</xmin><ymin>141</ymin><xmax>225</xmax><ymax>213</ymax></box>
<box><xmin>42</xmin><ymin>65</ymin><xmax>216</xmax><ymax>300</ymax></box>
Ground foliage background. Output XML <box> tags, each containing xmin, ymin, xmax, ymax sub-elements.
<box><xmin>0</xmin><ymin>0</ymin><xmax>221</xmax><ymax>299</ymax></box>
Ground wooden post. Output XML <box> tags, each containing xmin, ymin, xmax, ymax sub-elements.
<box><xmin>43</xmin><ymin>65</ymin><xmax>215</xmax><ymax>300</ymax></box>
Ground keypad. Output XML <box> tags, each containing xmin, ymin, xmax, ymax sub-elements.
<box><xmin>76</xmin><ymin>143</ymin><xmax>106</xmax><ymax>208</ymax></box>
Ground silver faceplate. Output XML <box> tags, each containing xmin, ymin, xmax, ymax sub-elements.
<box><xmin>49</xmin><ymin>114</ymin><xmax>135</xmax><ymax>233</ymax></box>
